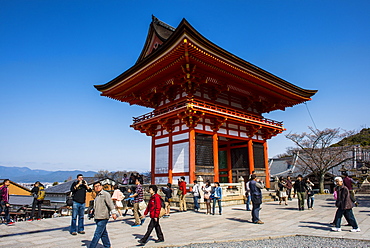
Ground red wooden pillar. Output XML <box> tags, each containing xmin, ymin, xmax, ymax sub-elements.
<box><xmin>227</xmin><ymin>144</ymin><xmax>232</xmax><ymax>183</ymax></box>
<box><xmin>189</xmin><ymin>129</ymin><xmax>196</xmax><ymax>183</ymax></box>
<box><xmin>248</xmin><ymin>139</ymin><xmax>255</xmax><ymax>174</ymax></box>
<box><xmin>213</xmin><ymin>133</ymin><xmax>219</xmax><ymax>182</ymax></box>
<box><xmin>263</xmin><ymin>141</ymin><xmax>270</xmax><ymax>189</ymax></box>
<box><xmin>151</xmin><ymin>137</ymin><xmax>155</xmax><ymax>184</ymax></box>
<box><xmin>168</xmin><ymin>133</ymin><xmax>173</xmax><ymax>184</ymax></box>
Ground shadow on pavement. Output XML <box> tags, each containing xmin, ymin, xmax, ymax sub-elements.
<box><xmin>0</xmin><ymin>222</ymin><xmax>95</xmax><ymax>238</ymax></box>
<box><xmin>81</xmin><ymin>239</ymin><xmax>104</xmax><ymax>247</ymax></box>
<box><xmin>226</xmin><ymin>217</ymin><xmax>252</xmax><ymax>223</ymax></box>
<box><xmin>274</xmin><ymin>207</ymin><xmax>297</xmax><ymax>211</ymax></box>
<box><xmin>299</xmin><ymin>221</ymin><xmax>332</xmax><ymax>231</ymax></box>
<box><xmin>231</xmin><ymin>208</ymin><xmax>247</xmax><ymax>211</ymax></box>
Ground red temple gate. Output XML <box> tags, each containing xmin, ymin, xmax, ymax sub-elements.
<box><xmin>94</xmin><ymin>17</ymin><xmax>317</xmax><ymax>188</ymax></box>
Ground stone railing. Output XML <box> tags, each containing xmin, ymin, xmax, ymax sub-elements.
<box><xmin>144</xmin><ymin>176</ymin><xmax>247</xmax><ymax>209</ymax></box>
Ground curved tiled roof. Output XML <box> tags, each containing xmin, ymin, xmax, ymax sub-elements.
<box><xmin>94</xmin><ymin>17</ymin><xmax>317</xmax><ymax>111</ymax></box>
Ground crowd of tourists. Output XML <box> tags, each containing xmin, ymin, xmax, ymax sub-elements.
<box><xmin>0</xmin><ymin>170</ymin><xmax>362</xmax><ymax>247</ymax></box>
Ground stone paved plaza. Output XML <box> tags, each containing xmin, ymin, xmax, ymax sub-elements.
<box><xmin>0</xmin><ymin>195</ymin><xmax>369</xmax><ymax>247</ymax></box>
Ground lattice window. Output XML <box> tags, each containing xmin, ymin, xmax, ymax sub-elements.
<box><xmin>253</xmin><ymin>143</ymin><xmax>265</xmax><ymax>168</ymax></box>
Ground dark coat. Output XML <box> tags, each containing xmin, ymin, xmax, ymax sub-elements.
<box><xmin>293</xmin><ymin>180</ymin><xmax>307</xmax><ymax>193</ymax></box>
<box><xmin>335</xmin><ymin>185</ymin><xmax>353</xmax><ymax>210</ymax></box>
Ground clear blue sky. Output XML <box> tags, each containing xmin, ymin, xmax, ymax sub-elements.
<box><xmin>1</xmin><ymin>1</ymin><xmax>369</xmax><ymax>172</ymax></box>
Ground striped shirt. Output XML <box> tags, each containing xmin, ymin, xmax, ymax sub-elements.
<box><xmin>133</xmin><ymin>184</ymin><xmax>143</xmax><ymax>203</ymax></box>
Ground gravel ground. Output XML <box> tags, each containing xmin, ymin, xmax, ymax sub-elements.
<box><xmin>171</xmin><ymin>236</ymin><xmax>370</xmax><ymax>248</ymax></box>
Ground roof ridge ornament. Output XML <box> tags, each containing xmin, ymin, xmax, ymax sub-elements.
<box><xmin>152</xmin><ymin>15</ymin><xmax>176</xmax><ymax>31</ymax></box>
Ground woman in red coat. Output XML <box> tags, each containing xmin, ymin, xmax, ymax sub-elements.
<box><xmin>138</xmin><ymin>185</ymin><xmax>164</xmax><ymax>245</ymax></box>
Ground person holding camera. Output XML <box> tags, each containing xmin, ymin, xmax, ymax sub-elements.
<box><xmin>250</xmin><ymin>174</ymin><xmax>264</xmax><ymax>224</ymax></box>
<box><xmin>70</xmin><ymin>174</ymin><xmax>92</xmax><ymax>235</ymax></box>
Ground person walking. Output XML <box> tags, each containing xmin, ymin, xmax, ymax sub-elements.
<box><xmin>331</xmin><ymin>177</ymin><xmax>360</xmax><ymax>232</ymax></box>
<box><xmin>0</xmin><ymin>179</ymin><xmax>14</xmax><ymax>225</ymax></box>
<box><xmin>122</xmin><ymin>186</ymin><xmax>135</xmax><ymax>217</ymax></box>
<box><xmin>293</xmin><ymin>174</ymin><xmax>307</xmax><ymax>211</ymax></box>
<box><xmin>89</xmin><ymin>181</ymin><xmax>118</xmax><ymax>248</ymax></box>
<box><xmin>111</xmin><ymin>185</ymin><xmax>124</xmax><ymax>218</ymax></box>
<box><xmin>286</xmin><ymin>176</ymin><xmax>293</xmax><ymax>201</ymax></box>
<box><xmin>212</xmin><ymin>182</ymin><xmax>222</xmax><ymax>215</ymax></box>
<box><xmin>130</xmin><ymin>178</ymin><xmax>145</xmax><ymax>227</ymax></box>
<box><xmin>178</xmin><ymin>176</ymin><xmax>187</xmax><ymax>212</ymax></box>
<box><xmin>250</xmin><ymin>174</ymin><xmax>264</xmax><ymax>224</ymax></box>
<box><xmin>28</xmin><ymin>181</ymin><xmax>45</xmax><ymax>221</ymax></box>
<box><xmin>161</xmin><ymin>183</ymin><xmax>173</xmax><ymax>217</ymax></box>
<box><xmin>305</xmin><ymin>178</ymin><xmax>315</xmax><ymax>210</ymax></box>
<box><xmin>192</xmin><ymin>180</ymin><xmax>201</xmax><ymax>212</ymax></box>
<box><xmin>138</xmin><ymin>185</ymin><xmax>165</xmax><ymax>245</ymax></box>
<box><xmin>278</xmin><ymin>177</ymin><xmax>288</xmax><ymax>206</ymax></box>
<box><xmin>202</xmin><ymin>180</ymin><xmax>212</xmax><ymax>215</ymax></box>
<box><xmin>70</xmin><ymin>174</ymin><xmax>92</xmax><ymax>235</ymax></box>
<box><xmin>343</xmin><ymin>172</ymin><xmax>359</xmax><ymax>206</ymax></box>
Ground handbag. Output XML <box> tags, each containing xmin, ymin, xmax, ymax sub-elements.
<box><xmin>177</xmin><ymin>189</ymin><xmax>183</xmax><ymax>196</ymax></box>
<box><xmin>159</xmin><ymin>207</ymin><xmax>166</xmax><ymax>218</ymax></box>
<box><xmin>66</xmin><ymin>192</ymin><xmax>73</xmax><ymax>206</ymax></box>
<box><xmin>139</xmin><ymin>200</ymin><xmax>147</xmax><ymax>210</ymax></box>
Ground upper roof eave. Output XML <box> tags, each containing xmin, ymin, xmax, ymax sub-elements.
<box><xmin>94</xmin><ymin>18</ymin><xmax>317</xmax><ymax>100</ymax></box>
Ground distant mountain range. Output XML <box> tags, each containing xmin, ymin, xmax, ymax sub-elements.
<box><xmin>0</xmin><ymin>165</ymin><xmax>96</xmax><ymax>183</ymax></box>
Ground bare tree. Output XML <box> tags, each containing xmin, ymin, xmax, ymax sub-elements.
<box><xmin>94</xmin><ymin>170</ymin><xmax>140</xmax><ymax>183</ymax></box>
<box><xmin>95</xmin><ymin>170</ymin><xmax>110</xmax><ymax>180</ymax></box>
<box><xmin>286</xmin><ymin>127</ymin><xmax>354</xmax><ymax>193</ymax></box>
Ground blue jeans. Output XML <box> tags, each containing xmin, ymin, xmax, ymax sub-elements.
<box><xmin>307</xmin><ymin>195</ymin><xmax>314</xmax><ymax>209</ymax></box>
<box><xmin>334</xmin><ymin>208</ymin><xmax>358</xmax><ymax>229</ymax></box>
<box><xmin>89</xmin><ymin>219</ymin><xmax>110</xmax><ymax>248</ymax></box>
<box><xmin>193</xmin><ymin>196</ymin><xmax>200</xmax><ymax>210</ymax></box>
<box><xmin>212</xmin><ymin>198</ymin><xmax>222</xmax><ymax>214</ymax></box>
<box><xmin>246</xmin><ymin>194</ymin><xmax>251</xmax><ymax>210</ymax></box>
<box><xmin>0</xmin><ymin>202</ymin><xmax>10</xmax><ymax>223</ymax></box>
<box><xmin>70</xmin><ymin>201</ymin><xmax>85</xmax><ymax>233</ymax></box>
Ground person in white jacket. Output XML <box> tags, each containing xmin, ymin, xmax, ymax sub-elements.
<box><xmin>192</xmin><ymin>180</ymin><xmax>201</xmax><ymax>212</ymax></box>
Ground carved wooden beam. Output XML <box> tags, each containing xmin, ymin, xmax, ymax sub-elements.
<box><xmin>158</xmin><ymin>118</ymin><xmax>175</xmax><ymax>133</ymax></box>
<box><xmin>181</xmin><ymin>64</ymin><xmax>199</xmax><ymax>96</ymax></box>
<box><xmin>246</xmin><ymin>125</ymin><xmax>261</xmax><ymax>138</ymax></box>
<box><xmin>210</xmin><ymin>117</ymin><xmax>227</xmax><ymax>132</ymax></box>
<box><xmin>177</xmin><ymin>105</ymin><xmax>204</xmax><ymax>128</ymax></box>
<box><xmin>261</xmin><ymin>128</ymin><xmax>282</xmax><ymax>140</ymax></box>
<box><xmin>133</xmin><ymin>123</ymin><xmax>157</xmax><ymax>137</ymax></box>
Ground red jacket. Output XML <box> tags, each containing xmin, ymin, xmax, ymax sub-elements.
<box><xmin>179</xmin><ymin>181</ymin><xmax>187</xmax><ymax>195</ymax></box>
<box><xmin>144</xmin><ymin>193</ymin><xmax>162</xmax><ymax>218</ymax></box>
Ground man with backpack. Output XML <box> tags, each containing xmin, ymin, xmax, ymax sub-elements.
<box><xmin>0</xmin><ymin>179</ymin><xmax>14</xmax><ymax>225</ymax></box>
<box><xmin>28</xmin><ymin>181</ymin><xmax>45</xmax><ymax>221</ymax></box>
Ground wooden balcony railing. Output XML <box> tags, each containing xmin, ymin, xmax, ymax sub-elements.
<box><xmin>132</xmin><ymin>99</ymin><xmax>283</xmax><ymax>127</ymax></box>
